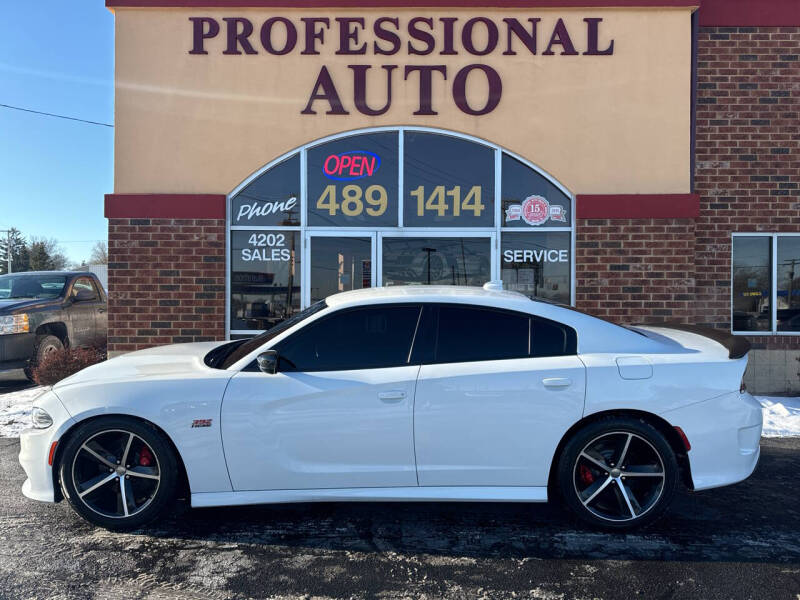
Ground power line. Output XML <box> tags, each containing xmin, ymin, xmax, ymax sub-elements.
<box><xmin>0</xmin><ymin>103</ymin><xmax>113</xmax><ymax>128</ymax></box>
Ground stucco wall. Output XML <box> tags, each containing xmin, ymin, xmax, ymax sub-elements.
<box><xmin>113</xmin><ymin>7</ymin><xmax>692</xmax><ymax>196</ymax></box>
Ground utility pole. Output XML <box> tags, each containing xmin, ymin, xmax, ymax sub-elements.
<box><xmin>0</xmin><ymin>229</ymin><xmax>10</xmax><ymax>274</ymax></box>
<box><xmin>782</xmin><ymin>258</ymin><xmax>799</xmax><ymax>308</ymax></box>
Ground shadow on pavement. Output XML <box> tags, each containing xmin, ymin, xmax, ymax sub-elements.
<box><xmin>139</xmin><ymin>438</ymin><xmax>800</xmax><ymax>564</ymax></box>
<box><xmin>0</xmin><ymin>369</ymin><xmax>34</xmax><ymax>395</ymax></box>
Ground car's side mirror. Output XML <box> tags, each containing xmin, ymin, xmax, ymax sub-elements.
<box><xmin>256</xmin><ymin>350</ymin><xmax>279</xmax><ymax>375</ymax></box>
<box><xmin>73</xmin><ymin>289</ymin><xmax>96</xmax><ymax>302</ymax></box>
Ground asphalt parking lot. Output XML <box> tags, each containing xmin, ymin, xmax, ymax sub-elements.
<box><xmin>0</xmin><ymin>370</ymin><xmax>33</xmax><ymax>396</ymax></box>
<box><xmin>1</xmin><ymin>437</ymin><xmax>799</xmax><ymax>600</ymax></box>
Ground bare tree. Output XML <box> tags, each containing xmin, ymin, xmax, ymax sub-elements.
<box><xmin>89</xmin><ymin>241</ymin><xmax>108</xmax><ymax>265</ymax></box>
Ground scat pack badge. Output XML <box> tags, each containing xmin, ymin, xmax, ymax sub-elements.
<box><xmin>505</xmin><ymin>195</ymin><xmax>567</xmax><ymax>226</ymax></box>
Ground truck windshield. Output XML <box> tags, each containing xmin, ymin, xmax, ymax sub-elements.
<box><xmin>215</xmin><ymin>300</ymin><xmax>328</xmax><ymax>369</ymax></box>
<box><xmin>0</xmin><ymin>274</ymin><xmax>68</xmax><ymax>299</ymax></box>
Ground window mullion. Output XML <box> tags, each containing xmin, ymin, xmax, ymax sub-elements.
<box><xmin>772</xmin><ymin>234</ymin><xmax>778</xmax><ymax>333</ymax></box>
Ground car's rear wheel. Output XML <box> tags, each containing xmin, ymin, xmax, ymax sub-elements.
<box><xmin>58</xmin><ymin>416</ymin><xmax>177</xmax><ymax>530</ymax></box>
<box><xmin>557</xmin><ymin>417</ymin><xmax>678</xmax><ymax>529</ymax></box>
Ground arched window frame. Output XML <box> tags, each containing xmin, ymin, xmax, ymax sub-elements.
<box><xmin>226</xmin><ymin>126</ymin><xmax>575</xmax><ymax>337</ymax></box>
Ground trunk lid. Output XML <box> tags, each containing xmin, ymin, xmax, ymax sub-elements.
<box><xmin>630</xmin><ymin>323</ymin><xmax>750</xmax><ymax>360</ymax></box>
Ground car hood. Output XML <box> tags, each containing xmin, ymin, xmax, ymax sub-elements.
<box><xmin>54</xmin><ymin>341</ymin><xmax>230</xmax><ymax>389</ymax></box>
<box><xmin>0</xmin><ymin>298</ymin><xmax>57</xmax><ymax>313</ymax></box>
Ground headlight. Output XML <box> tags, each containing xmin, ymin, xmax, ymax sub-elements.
<box><xmin>0</xmin><ymin>314</ymin><xmax>29</xmax><ymax>335</ymax></box>
<box><xmin>31</xmin><ymin>407</ymin><xmax>53</xmax><ymax>429</ymax></box>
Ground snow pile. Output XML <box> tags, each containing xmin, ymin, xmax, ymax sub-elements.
<box><xmin>0</xmin><ymin>387</ymin><xmax>44</xmax><ymax>437</ymax></box>
<box><xmin>757</xmin><ymin>396</ymin><xmax>800</xmax><ymax>438</ymax></box>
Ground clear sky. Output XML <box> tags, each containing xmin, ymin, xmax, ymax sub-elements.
<box><xmin>0</xmin><ymin>1</ymin><xmax>114</xmax><ymax>264</ymax></box>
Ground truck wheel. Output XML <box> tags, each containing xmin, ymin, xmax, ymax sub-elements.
<box><xmin>24</xmin><ymin>334</ymin><xmax>64</xmax><ymax>381</ymax></box>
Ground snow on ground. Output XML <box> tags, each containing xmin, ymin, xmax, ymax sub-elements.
<box><xmin>1</xmin><ymin>387</ymin><xmax>799</xmax><ymax>438</ymax></box>
<box><xmin>0</xmin><ymin>387</ymin><xmax>44</xmax><ymax>438</ymax></box>
<box><xmin>757</xmin><ymin>396</ymin><xmax>800</xmax><ymax>438</ymax></box>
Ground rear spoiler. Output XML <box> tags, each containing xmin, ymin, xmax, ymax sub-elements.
<box><xmin>638</xmin><ymin>323</ymin><xmax>751</xmax><ymax>359</ymax></box>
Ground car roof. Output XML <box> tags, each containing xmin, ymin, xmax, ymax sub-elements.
<box><xmin>1</xmin><ymin>271</ymin><xmax>90</xmax><ymax>277</ymax></box>
<box><xmin>325</xmin><ymin>285</ymin><xmax>533</xmax><ymax>309</ymax></box>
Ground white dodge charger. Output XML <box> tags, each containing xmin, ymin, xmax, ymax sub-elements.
<box><xmin>19</xmin><ymin>285</ymin><xmax>762</xmax><ymax>530</ymax></box>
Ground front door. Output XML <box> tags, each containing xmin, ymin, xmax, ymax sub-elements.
<box><xmin>413</xmin><ymin>304</ymin><xmax>586</xmax><ymax>487</ymax></box>
<box><xmin>304</xmin><ymin>232</ymin><xmax>375</xmax><ymax>306</ymax></box>
<box><xmin>67</xmin><ymin>276</ymin><xmax>100</xmax><ymax>348</ymax></box>
<box><xmin>221</xmin><ymin>303</ymin><xmax>422</xmax><ymax>491</ymax></box>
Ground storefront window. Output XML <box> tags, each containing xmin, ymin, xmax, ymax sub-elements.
<box><xmin>501</xmin><ymin>153</ymin><xmax>571</xmax><ymax>228</ymax></box>
<box><xmin>231</xmin><ymin>154</ymin><xmax>300</xmax><ymax>226</ymax></box>
<box><xmin>307</xmin><ymin>132</ymin><xmax>399</xmax><ymax>227</ymax></box>
<box><xmin>777</xmin><ymin>237</ymin><xmax>800</xmax><ymax>332</ymax></box>
<box><xmin>732</xmin><ymin>236</ymin><xmax>771</xmax><ymax>332</ymax></box>
<box><xmin>310</xmin><ymin>237</ymin><xmax>372</xmax><ymax>303</ymax></box>
<box><xmin>501</xmin><ymin>232</ymin><xmax>571</xmax><ymax>304</ymax></box>
<box><xmin>228</xmin><ymin>128</ymin><xmax>575</xmax><ymax>335</ymax></box>
<box><xmin>230</xmin><ymin>230</ymin><xmax>301</xmax><ymax>330</ymax></box>
<box><xmin>403</xmin><ymin>132</ymin><xmax>495</xmax><ymax>228</ymax></box>
<box><xmin>382</xmin><ymin>237</ymin><xmax>491</xmax><ymax>286</ymax></box>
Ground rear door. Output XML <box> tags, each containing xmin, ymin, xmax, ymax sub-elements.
<box><xmin>413</xmin><ymin>304</ymin><xmax>586</xmax><ymax>487</ymax></box>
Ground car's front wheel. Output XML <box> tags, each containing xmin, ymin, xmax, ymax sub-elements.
<box><xmin>58</xmin><ymin>416</ymin><xmax>178</xmax><ymax>530</ymax></box>
<box><xmin>557</xmin><ymin>417</ymin><xmax>678</xmax><ymax>529</ymax></box>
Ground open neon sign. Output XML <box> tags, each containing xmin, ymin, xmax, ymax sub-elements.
<box><xmin>323</xmin><ymin>151</ymin><xmax>381</xmax><ymax>181</ymax></box>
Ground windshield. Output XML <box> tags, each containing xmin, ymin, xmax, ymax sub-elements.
<box><xmin>216</xmin><ymin>300</ymin><xmax>328</xmax><ymax>369</ymax></box>
<box><xmin>0</xmin><ymin>274</ymin><xmax>68</xmax><ymax>299</ymax></box>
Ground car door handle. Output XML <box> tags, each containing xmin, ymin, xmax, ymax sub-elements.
<box><xmin>378</xmin><ymin>390</ymin><xmax>407</xmax><ymax>402</ymax></box>
<box><xmin>542</xmin><ymin>378</ymin><xmax>572</xmax><ymax>389</ymax></box>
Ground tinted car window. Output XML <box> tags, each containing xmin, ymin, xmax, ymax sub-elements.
<box><xmin>217</xmin><ymin>300</ymin><xmax>328</xmax><ymax>369</ymax></box>
<box><xmin>0</xmin><ymin>274</ymin><xmax>68</xmax><ymax>299</ymax></box>
<box><xmin>276</xmin><ymin>305</ymin><xmax>421</xmax><ymax>372</ymax></box>
<box><xmin>531</xmin><ymin>316</ymin><xmax>577</xmax><ymax>357</ymax></box>
<box><xmin>434</xmin><ymin>306</ymin><xmax>529</xmax><ymax>363</ymax></box>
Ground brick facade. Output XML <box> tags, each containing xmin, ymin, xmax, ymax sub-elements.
<box><xmin>107</xmin><ymin>218</ymin><xmax>225</xmax><ymax>353</ymax></box>
<box><xmin>695</xmin><ymin>26</ymin><xmax>799</xmax><ymax>391</ymax></box>
<box><xmin>575</xmin><ymin>218</ymin><xmax>696</xmax><ymax>324</ymax></box>
<box><xmin>695</xmin><ymin>25</ymin><xmax>799</xmax><ymax>329</ymax></box>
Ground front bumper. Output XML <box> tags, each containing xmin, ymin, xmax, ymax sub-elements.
<box><xmin>662</xmin><ymin>390</ymin><xmax>763</xmax><ymax>491</ymax></box>
<box><xmin>0</xmin><ymin>332</ymin><xmax>35</xmax><ymax>371</ymax></box>
<box><xmin>18</xmin><ymin>389</ymin><xmax>77</xmax><ymax>503</ymax></box>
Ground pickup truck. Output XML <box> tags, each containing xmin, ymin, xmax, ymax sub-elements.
<box><xmin>0</xmin><ymin>271</ymin><xmax>107</xmax><ymax>379</ymax></box>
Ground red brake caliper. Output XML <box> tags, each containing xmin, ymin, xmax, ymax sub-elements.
<box><xmin>579</xmin><ymin>464</ymin><xmax>595</xmax><ymax>485</ymax></box>
<box><xmin>139</xmin><ymin>446</ymin><xmax>153</xmax><ymax>467</ymax></box>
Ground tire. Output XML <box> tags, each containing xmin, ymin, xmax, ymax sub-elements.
<box><xmin>24</xmin><ymin>334</ymin><xmax>64</xmax><ymax>381</ymax></box>
<box><xmin>556</xmin><ymin>416</ymin><xmax>678</xmax><ymax>530</ymax></box>
<box><xmin>58</xmin><ymin>416</ymin><xmax>178</xmax><ymax>530</ymax></box>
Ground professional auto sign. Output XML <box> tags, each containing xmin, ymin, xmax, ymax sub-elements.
<box><xmin>505</xmin><ymin>195</ymin><xmax>567</xmax><ymax>226</ymax></box>
<box><xmin>323</xmin><ymin>151</ymin><xmax>381</xmax><ymax>181</ymax></box>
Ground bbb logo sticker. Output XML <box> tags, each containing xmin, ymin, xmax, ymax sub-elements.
<box><xmin>323</xmin><ymin>151</ymin><xmax>381</xmax><ymax>181</ymax></box>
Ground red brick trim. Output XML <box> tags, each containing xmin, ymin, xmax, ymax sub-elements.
<box><xmin>576</xmin><ymin>194</ymin><xmax>700</xmax><ymax>219</ymax></box>
<box><xmin>105</xmin><ymin>194</ymin><xmax>226</xmax><ymax>219</ymax></box>
<box><xmin>698</xmin><ymin>0</ymin><xmax>800</xmax><ymax>27</ymax></box>
<box><xmin>107</xmin><ymin>0</ymin><xmax>699</xmax><ymax>7</ymax></box>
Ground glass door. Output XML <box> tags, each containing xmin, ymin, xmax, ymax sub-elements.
<box><xmin>304</xmin><ymin>231</ymin><xmax>376</xmax><ymax>306</ymax></box>
<box><xmin>378</xmin><ymin>232</ymin><xmax>496</xmax><ymax>287</ymax></box>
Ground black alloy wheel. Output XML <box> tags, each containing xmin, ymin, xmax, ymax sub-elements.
<box><xmin>557</xmin><ymin>417</ymin><xmax>678</xmax><ymax>529</ymax></box>
<box><xmin>58</xmin><ymin>416</ymin><xmax>178</xmax><ymax>530</ymax></box>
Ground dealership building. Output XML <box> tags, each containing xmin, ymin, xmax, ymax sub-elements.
<box><xmin>104</xmin><ymin>0</ymin><xmax>798</xmax><ymax>393</ymax></box>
